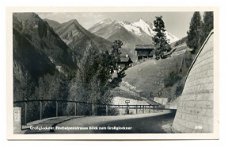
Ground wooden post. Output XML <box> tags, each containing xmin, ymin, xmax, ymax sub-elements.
<box><xmin>139</xmin><ymin>105</ymin><xmax>142</xmax><ymax>113</ymax></box>
<box><xmin>39</xmin><ymin>101</ymin><xmax>42</xmax><ymax>120</ymax></box>
<box><xmin>55</xmin><ymin>101</ymin><xmax>58</xmax><ymax>117</ymax></box>
<box><xmin>126</xmin><ymin>104</ymin><xmax>129</xmax><ymax>114</ymax></box>
<box><xmin>149</xmin><ymin>105</ymin><xmax>151</xmax><ymax>113</ymax></box>
<box><xmin>92</xmin><ymin>103</ymin><xmax>96</xmax><ymax>116</ymax></box>
<box><xmin>142</xmin><ymin>105</ymin><xmax>145</xmax><ymax>114</ymax></box>
<box><xmin>24</xmin><ymin>102</ymin><xmax>27</xmax><ymax>125</ymax></box>
<box><xmin>135</xmin><ymin>105</ymin><xmax>138</xmax><ymax>114</ymax></box>
<box><xmin>74</xmin><ymin>102</ymin><xmax>77</xmax><ymax>116</ymax></box>
<box><xmin>106</xmin><ymin>105</ymin><xmax>108</xmax><ymax>116</ymax></box>
<box><xmin>13</xmin><ymin>107</ymin><xmax>21</xmax><ymax>133</ymax></box>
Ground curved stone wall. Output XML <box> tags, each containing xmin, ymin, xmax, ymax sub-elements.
<box><xmin>172</xmin><ymin>31</ymin><xmax>214</xmax><ymax>133</ymax></box>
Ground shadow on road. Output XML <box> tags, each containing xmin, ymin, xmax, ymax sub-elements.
<box><xmin>95</xmin><ymin>113</ymin><xmax>176</xmax><ymax>133</ymax></box>
<box><xmin>24</xmin><ymin>111</ymin><xmax>176</xmax><ymax>134</ymax></box>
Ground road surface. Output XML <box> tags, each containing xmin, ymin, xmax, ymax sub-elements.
<box><xmin>25</xmin><ymin>110</ymin><xmax>175</xmax><ymax>134</ymax></box>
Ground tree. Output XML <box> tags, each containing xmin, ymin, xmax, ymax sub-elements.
<box><xmin>68</xmin><ymin>40</ymin><xmax>128</xmax><ymax>115</ymax></box>
<box><xmin>201</xmin><ymin>12</ymin><xmax>214</xmax><ymax>43</ymax></box>
<box><xmin>94</xmin><ymin>40</ymin><xmax>126</xmax><ymax>99</ymax></box>
<box><xmin>186</xmin><ymin>11</ymin><xmax>203</xmax><ymax>54</ymax></box>
<box><xmin>152</xmin><ymin>16</ymin><xmax>172</xmax><ymax>60</ymax></box>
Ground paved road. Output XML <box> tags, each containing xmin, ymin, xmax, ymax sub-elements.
<box><xmin>25</xmin><ymin>111</ymin><xmax>175</xmax><ymax>134</ymax></box>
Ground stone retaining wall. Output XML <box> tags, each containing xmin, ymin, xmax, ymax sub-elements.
<box><xmin>172</xmin><ymin>32</ymin><xmax>214</xmax><ymax>133</ymax></box>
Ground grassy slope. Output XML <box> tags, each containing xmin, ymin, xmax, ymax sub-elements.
<box><xmin>114</xmin><ymin>43</ymin><xmax>193</xmax><ymax>101</ymax></box>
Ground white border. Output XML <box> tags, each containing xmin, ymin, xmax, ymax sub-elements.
<box><xmin>6</xmin><ymin>6</ymin><xmax>219</xmax><ymax>140</ymax></box>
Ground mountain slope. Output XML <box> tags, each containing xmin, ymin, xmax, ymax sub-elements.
<box><xmin>13</xmin><ymin>13</ymin><xmax>76</xmax><ymax>72</ymax></box>
<box><xmin>43</xmin><ymin>18</ymin><xmax>61</xmax><ymax>29</ymax></box>
<box><xmin>89</xmin><ymin>19</ymin><xmax>145</xmax><ymax>47</ymax></box>
<box><xmin>13</xmin><ymin>27</ymin><xmax>56</xmax><ymax>80</ymax></box>
<box><xmin>13</xmin><ymin>12</ymin><xmax>79</xmax><ymax>123</ymax></box>
<box><xmin>52</xmin><ymin>19</ymin><xmax>112</xmax><ymax>60</ymax></box>
<box><xmin>89</xmin><ymin>19</ymin><xmax>145</xmax><ymax>61</ymax></box>
<box><xmin>113</xmin><ymin>47</ymin><xmax>193</xmax><ymax>101</ymax></box>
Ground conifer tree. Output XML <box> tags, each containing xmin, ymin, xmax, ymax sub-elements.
<box><xmin>201</xmin><ymin>11</ymin><xmax>214</xmax><ymax>43</ymax></box>
<box><xmin>152</xmin><ymin>16</ymin><xmax>172</xmax><ymax>60</ymax></box>
<box><xmin>186</xmin><ymin>11</ymin><xmax>203</xmax><ymax>54</ymax></box>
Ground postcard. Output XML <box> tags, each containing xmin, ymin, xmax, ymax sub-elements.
<box><xmin>7</xmin><ymin>7</ymin><xmax>219</xmax><ymax>140</ymax></box>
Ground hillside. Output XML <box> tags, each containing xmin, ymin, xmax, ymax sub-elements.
<box><xmin>49</xmin><ymin>19</ymin><xmax>112</xmax><ymax>61</ymax></box>
<box><xmin>113</xmin><ymin>45</ymin><xmax>193</xmax><ymax>101</ymax></box>
<box><xmin>43</xmin><ymin>18</ymin><xmax>61</xmax><ymax>29</ymax></box>
<box><xmin>13</xmin><ymin>13</ymin><xmax>78</xmax><ymax>123</ymax></box>
<box><xmin>13</xmin><ymin>13</ymin><xmax>76</xmax><ymax>72</ymax></box>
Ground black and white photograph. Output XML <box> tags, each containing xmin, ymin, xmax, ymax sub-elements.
<box><xmin>8</xmin><ymin>7</ymin><xmax>218</xmax><ymax>139</ymax></box>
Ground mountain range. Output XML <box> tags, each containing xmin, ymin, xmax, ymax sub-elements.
<box><xmin>88</xmin><ymin>18</ymin><xmax>179</xmax><ymax>61</ymax></box>
<box><xmin>89</xmin><ymin>18</ymin><xmax>179</xmax><ymax>45</ymax></box>
<box><xmin>45</xmin><ymin>18</ymin><xmax>179</xmax><ymax>61</ymax></box>
<box><xmin>45</xmin><ymin>19</ymin><xmax>112</xmax><ymax>63</ymax></box>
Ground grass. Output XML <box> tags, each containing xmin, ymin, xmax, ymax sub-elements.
<box><xmin>115</xmin><ymin>44</ymin><xmax>193</xmax><ymax>100</ymax></box>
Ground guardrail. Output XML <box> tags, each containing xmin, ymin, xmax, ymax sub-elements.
<box><xmin>14</xmin><ymin>99</ymin><xmax>162</xmax><ymax>125</ymax></box>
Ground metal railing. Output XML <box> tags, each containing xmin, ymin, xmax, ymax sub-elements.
<box><xmin>14</xmin><ymin>99</ymin><xmax>162</xmax><ymax>125</ymax></box>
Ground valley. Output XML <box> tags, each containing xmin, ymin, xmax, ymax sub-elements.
<box><xmin>13</xmin><ymin>12</ymin><xmax>193</xmax><ymax>125</ymax></box>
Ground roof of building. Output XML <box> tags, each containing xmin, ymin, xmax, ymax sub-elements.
<box><xmin>135</xmin><ymin>44</ymin><xmax>155</xmax><ymax>50</ymax></box>
<box><xmin>117</xmin><ymin>54</ymin><xmax>133</xmax><ymax>63</ymax></box>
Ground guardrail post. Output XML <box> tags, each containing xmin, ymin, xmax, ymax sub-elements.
<box><xmin>149</xmin><ymin>105</ymin><xmax>151</xmax><ymax>113</ymax></box>
<box><xmin>92</xmin><ymin>103</ymin><xmax>95</xmax><ymax>116</ymax></box>
<box><xmin>39</xmin><ymin>101</ymin><xmax>42</xmax><ymax>120</ymax></box>
<box><xmin>142</xmin><ymin>105</ymin><xmax>145</xmax><ymax>114</ymax></box>
<box><xmin>135</xmin><ymin>105</ymin><xmax>138</xmax><ymax>114</ymax></box>
<box><xmin>74</xmin><ymin>102</ymin><xmax>77</xmax><ymax>116</ymax></box>
<box><xmin>56</xmin><ymin>101</ymin><xmax>58</xmax><ymax>117</ymax></box>
<box><xmin>24</xmin><ymin>102</ymin><xmax>27</xmax><ymax>125</ymax></box>
<box><xmin>106</xmin><ymin>105</ymin><xmax>108</xmax><ymax>116</ymax></box>
<box><xmin>13</xmin><ymin>107</ymin><xmax>21</xmax><ymax>133</ymax></box>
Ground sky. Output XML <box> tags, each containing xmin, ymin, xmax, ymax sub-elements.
<box><xmin>38</xmin><ymin>12</ymin><xmax>195</xmax><ymax>38</ymax></box>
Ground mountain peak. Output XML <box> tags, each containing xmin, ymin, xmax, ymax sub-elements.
<box><xmin>131</xmin><ymin>19</ymin><xmax>155</xmax><ymax>36</ymax></box>
<box><xmin>133</xmin><ymin>18</ymin><xmax>147</xmax><ymax>24</ymax></box>
<box><xmin>67</xmin><ymin>19</ymin><xmax>79</xmax><ymax>24</ymax></box>
<box><xmin>59</xmin><ymin>19</ymin><xmax>85</xmax><ymax>33</ymax></box>
<box><xmin>132</xmin><ymin>18</ymin><xmax>149</xmax><ymax>26</ymax></box>
<box><xmin>139</xmin><ymin>18</ymin><xmax>146</xmax><ymax>23</ymax></box>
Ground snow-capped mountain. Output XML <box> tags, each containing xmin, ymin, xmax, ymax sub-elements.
<box><xmin>89</xmin><ymin>18</ymin><xmax>179</xmax><ymax>61</ymax></box>
<box><xmin>118</xmin><ymin>19</ymin><xmax>178</xmax><ymax>43</ymax></box>
<box><xmin>121</xmin><ymin>19</ymin><xmax>155</xmax><ymax>36</ymax></box>
<box><xmin>90</xmin><ymin>18</ymin><xmax>179</xmax><ymax>44</ymax></box>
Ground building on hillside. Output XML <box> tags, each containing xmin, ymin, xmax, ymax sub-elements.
<box><xmin>135</xmin><ymin>44</ymin><xmax>155</xmax><ymax>60</ymax></box>
<box><xmin>117</xmin><ymin>54</ymin><xmax>133</xmax><ymax>69</ymax></box>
